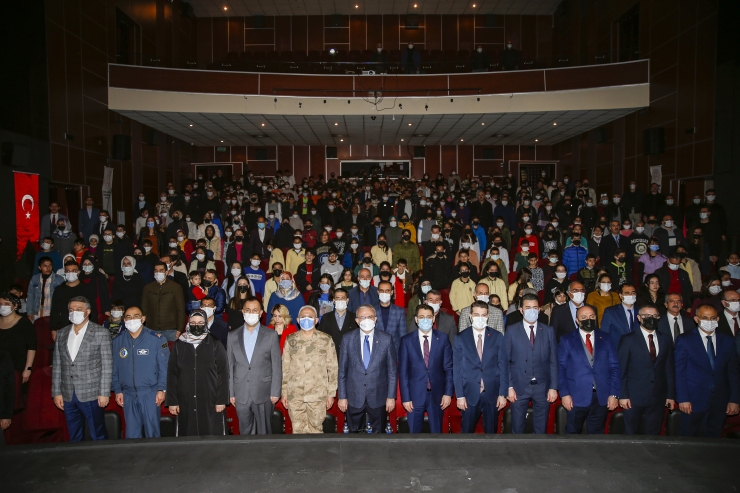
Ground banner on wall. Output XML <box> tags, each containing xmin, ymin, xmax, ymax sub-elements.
<box><xmin>649</xmin><ymin>165</ymin><xmax>662</xmax><ymax>190</ymax></box>
<box><xmin>14</xmin><ymin>171</ymin><xmax>39</xmax><ymax>259</ymax></box>
<box><xmin>102</xmin><ymin>166</ymin><xmax>114</xmax><ymax>213</ymax></box>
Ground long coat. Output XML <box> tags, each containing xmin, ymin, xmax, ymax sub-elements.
<box><xmin>166</xmin><ymin>335</ymin><xmax>229</xmax><ymax>436</ymax></box>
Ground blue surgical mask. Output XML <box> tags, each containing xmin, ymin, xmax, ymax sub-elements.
<box><xmin>523</xmin><ymin>308</ymin><xmax>539</xmax><ymax>323</ymax></box>
<box><xmin>421</xmin><ymin>285</ymin><xmax>432</xmax><ymax>294</ymax></box>
<box><xmin>299</xmin><ymin>317</ymin><xmax>315</xmax><ymax>330</ymax></box>
<box><xmin>319</xmin><ymin>283</ymin><xmax>331</xmax><ymax>292</ymax></box>
<box><xmin>257</xmin><ymin>223</ymin><xmax>266</xmax><ymax>229</ymax></box>
<box><xmin>418</xmin><ymin>318</ymin><xmax>433</xmax><ymax>332</ymax></box>
<box><xmin>279</xmin><ymin>280</ymin><xmax>293</xmax><ymax>289</ymax></box>
<box><xmin>649</xmin><ymin>244</ymin><xmax>660</xmax><ymax>252</ymax></box>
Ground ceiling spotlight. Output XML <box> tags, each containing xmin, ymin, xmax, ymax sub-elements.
<box><xmin>329</xmin><ymin>48</ymin><xmax>337</xmax><ymax>55</ymax></box>
<box><xmin>460</xmin><ymin>138</ymin><xmax>464</xmax><ymax>142</ymax></box>
<box><xmin>189</xmin><ymin>124</ymin><xmax>193</xmax><ymax>127</ymax></box>
<box><xmin>223</xmin><ymin>6</ymin><xmax>227</xmax><ymax>10</ymax></box>
<box><xmin>220</xmin><ymin>140</ymin><xmax>224</xmax><ymax>143</ymax></box>
<box><xmin>535</xmin><ymin>139</ymin><xmax>539</xmax><ymax>142</ymax></box>
<box><xmin>334</xmin><ymin>122</ymin><xmax>338</xmax><ymax>126</ymax></box>
<box><xmin>553</xmin><ymin>122</ymin><xmax>557</xmax><ymax>126</ymax></box>
<box><xmin>481</xmin><ymin>122</ymin><xmax>485</xmax><ymax>125</ymax></box>
<box><xmin>408</xmin><ymin>123</ymin><xmax>412</xmax><ymax>126</ymax></box>
<box><xmin>413</xmin><ymin>3</ymin><xmax>418</xmax><ymax>7</ymax></box>
<box><xmin>355</xmin><ymin>4</ymin><xmax>359</xmax><ymax>7</ymax></box>
<box><xmin>401</xmin><ymin>139</ymin><xmax>404</xmax><ymax>142</ymax></box>
<box><xmin>340</xmin><ymin>139</ymin><xmax>344</xmax><ymax>142</ymax></box>
<box><xmin>261</xmin><ymin>123</ymin><xmax>265</xmax><ymax>126</ymax></box>
<box><xmin>472</xmin><ymin>3</ymin><xmax>477</xmax><ymax>7</ymax></box>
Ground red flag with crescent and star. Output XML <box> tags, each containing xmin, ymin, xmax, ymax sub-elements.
<box><xmin>14</xmin><ymin>172</ymin><xmax>39</xmax><ymax>259</ymax></box>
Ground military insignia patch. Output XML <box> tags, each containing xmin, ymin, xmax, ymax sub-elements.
<box><xmin>162</xmin><ymin>342</ymin><xmax>168</xmax><ymax>349</ymax></box>
<box><xmin>119</xmin><ymin>348</ymin><xmax>128</xmax><ymax>358</ymax></box>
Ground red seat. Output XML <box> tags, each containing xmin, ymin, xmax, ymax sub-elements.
<box><xmin>33</xmin><ymin>317</ymin><xmax>53</xmax><ymax>369</ymax></box>
<box><xmin>569</xmin><ymin>273</ymin><xmax>578</xmax><ymax>281</ymax></box>
<box><xmin>538</xmin><ymin>290</ymin><xmax>545</xmax><ymax>305</ymax></box>
<box><xmin>508</xmin><ymin>272</ymin><xmax>518</xmax><ymax>285</ymax></box>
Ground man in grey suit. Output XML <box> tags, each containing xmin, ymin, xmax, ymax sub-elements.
<box><xmin>423</xmin><ymin>290</ymin><xmax>457</xmax><ymax>348</ymax></box>
<box><xmin>52</xmin><ymin>296</ymin><xmax>113</xmax><ymax>441</ymax></box>
<box><xmin>338</xmin><ymin>304</ymin><xmax>397</xmax><ymax>433</ymax></box>
<box><xmin>226</xmin><ymin>298</ymin><xmax>282</xmax><ymax>434</ymax></box>
<box><xmin>40</xmin><ymin>202</ymin><xmax>67</xmax><ymax>241</ymax></box>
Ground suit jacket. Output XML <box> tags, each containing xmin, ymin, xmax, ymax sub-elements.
<box><xmin>317</xmin><ymin>310</ymin><xmax>359</xmax><ymax>357</ymax></box>
<box><xmin>249</xmin><ymin>228</ymin><xmax>274</xmax><ymax>259</ymax></box>
<box><xmin>549</xmin><ymin>301</ymin><xmax>597</xmax><ymax>341</ymax></box>
<box><xmin>618</xmin><ymin>329</ymin><xmax>675</xmax><ymax>406</ymax></box>
<box><xmin>226</xmin><ymin>325</ymin><xmax>282</xmax><ymax>405</ymax></box>
<box><xmin>375</xmin><ymin>304</ymin><xmax>406</xmax><ymax>354</ymax></box>
<box><xmin>435</xmin><ymin>311</ymin><xmax>458</xmax><ymax>348</ymax></box>
<box><xmin>504</xmin><ymin>322</ymin><xmax>558</xmax><ymax>394</ymax></box>
<box><xmin>337</xmin><ymin>329</ymin><xmax>397</xmax><ymax>409</ymax></box>
<box><xmin>600</xmin><ymin>303</ymin><xmax>641</xmax><ymax>350</ymax></box>
<box><xmin>717</xmin><ymin>311</ymin><xmax>739</xmax><ymax>338</ymax></box>
<box><xmin>599</xmin><ymin>234</ymin><xmax>631</xmax><ymax>265</ymax></box>
<box><xmin>77</xmin><ymin>206</ymin><xmax>101</xmax><ymax>241</ymax></box>
<box><xmin>557</xmin><ymin>329</ymin><xmax>620</xmax><ymax>407</ymax></box>
<box><xmin>41</xmin><ymin>213</ymin><xmax>68</xmax><ymax>240</ymax></box>
<box><xmin>654</xmin><ymin>265</ymin><xmax>692</xmax><ymax>305</ymax></box>
<box><xmin>398</xmin><ymin>330</ymin><xmax>454</xmax><ymax>406</ymax></box>
<box><xmin>657</xmin><ymin>312</ymin><xmax>695</xmax><ymax>344</ymax></box>
<box><xmin>454</xmin><ymin>327</ymin><xmax>508</xmax><ymax>406</ymax></box>
<box><xmin>348</xmin><ymin>286</ymin><xmax>380</xmax><ymax>313</ymax></box>
<box><xmin>674</xmin><ymin>330</ymin><xmax>740</xmax><ymax>411</ymax></box>
<box><xmin>51</xmin><ymin>321</ymin><xmax>113</xmax><ymax>402</ymax></box>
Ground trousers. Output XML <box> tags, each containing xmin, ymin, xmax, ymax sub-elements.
<box><xmin>123</xmin><ymin>390</ymin><xmax>160</xmax><ymax>438</ymax></box>
<box><xmin>565</xmin><ymin>391</ymin><xmax>608</xmax><ymax>434</ymax></box>
<box><xmin>510</xmin><ymin>381</ymin><xmax>550</xmax><ymax>434</ymax></box>
<box><xmin>65</xmin><ymin>391</ymin><xmax>108</xmax><ymax>442</ymax></box>
<box><xmin>407</xmin><ymin>391</ymin><xmax>443</xmax><ymax>433</ymax></box>
<box><xmin>289</xmin><ymin>400</ymin><xmax>325</xmax><ymax>434</ymax></box>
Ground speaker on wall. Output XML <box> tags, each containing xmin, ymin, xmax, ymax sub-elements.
<box><xmin>642</xmin><ymin>127</ymin><xmax>665</xmax><ymax>156</ymax></box>
<box><xmin>145</xmin><ymin>129</ymin><xmax>158</xmax><ymax>146</ymax></box>
<box><xmin>326</xmin><ymin>147</ymin><xmax>338</xmax><ymax>159</ymax></box>
<box><xmin>1</xmin><ymin>142</ymin><xmax>30</xmax><ymax>167</ymax></box>
<box><xmin>405</xmin><ymin>14</ymin><xmax>419</xmax><ymax>29</ymax></box>
<box><xmin>111</xmin><ymin>134</ymin><xmax>131</xmax><ymax>160</ymax></box>
<box><xmin>414</xmin><ymin>146</ymin><xmax>425</xmax><ymax>158</ymax></box>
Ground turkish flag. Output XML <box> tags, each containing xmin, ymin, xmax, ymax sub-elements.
<box><xmin>14</xmin><ymin>172</ymin><xmax>39</xmax><ymax>259</ymax></box>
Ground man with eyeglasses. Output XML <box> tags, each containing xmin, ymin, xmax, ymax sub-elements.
<box><xmin>675</xmin><ymin>304</ymin><xmax>740</xmax><ymax>437</ymax></box>
<box><xmin>548</xmin><ymin>281</ymin><xmax>596</xmax><ymax>342</ymax></box>
<box><xmin>616</xmin><ymin>305</ymin><xmax>675</xmax><ymax>435</ymax></box>
<box><xmin>111</xmin><ymin>306</ymin><xmax>169</xmax><ymax>438</ymax></box>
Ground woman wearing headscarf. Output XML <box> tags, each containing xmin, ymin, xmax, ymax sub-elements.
<box><xmin>112</xmin><ymin>256</ymin><xmax>145</xmax><ymax>309</ymax></box>
<box><xmin>265</xmin><ymin>272</ymin><xmax>303</xmax><ymax>326</ymax></box>
<box><xmin>166</xmin><ymin>309</ymin><xmax>229</xmax><ymax>436</ymax></box>
<box><xmin>79</xmin><ymin>255</ymin><xmax>111</xmax><ymax>319</ymax></box>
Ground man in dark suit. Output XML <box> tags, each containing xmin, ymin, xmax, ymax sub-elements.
<box><xmin>658</xmin><ymin>293</ymin><xmax>695</xmax><ymax>344</ymax></box>
<box><xmin>675</xmin><ymin>304</ymin><xmax>740</xmax><ymax>437</ymax></box>
<box><xmin>77</xmin><ymin>196</ymin><xmax>101</xmax><ymax>243</ymax></box>
<box><xmin>717</xmin><ymin>290</ymin><xmax>740</xmax><ymax>339</ymax></box>
<box><xmin>557</xmin><ymin>305</ymin><xmax>620</xmax><ymax>434</ymax></box>
<box><xmin>375</xmin><ymin>280</ymin><xmax>406</xmax><ymax>353</ymax></box>
<box><xmin>600</xmin><ymin>221</ymin><xmax>631</xmax><ymax>266</ymax></box>
<box><xmin>654</xmin><ymin>253</ymin><xmax>693</xmax><ymax>306</ymax></box>
<box><xmin>600</xmin><ymin>283</ymin><xmax>639</xmax><ymax>349</ymax></box>
<box><xmin>133</xmin><ymin>193</ymin><xmax>152</xmax><ymax>225</ymax></box>
<box><xmin>549</xmin><ymin>281</ymin><xmax>595</xmax><ymax>341</ymax></box>
<box><xmin>93</xmin><ymin>210</ymin><xmax>113</xmax><ymax>239</ymax></box>
<box><xmin>40</xmin><ymin>202</ymin><xmax>67</xmax><ymax>240</ymax></box>
<box><xmin>348</xmin><ymin>268</ymin><xmax>380</xmax><ymax>312</ymax></box>
<box><xmin>363</xmin><ymin>216</ymin><xmax>385</xmax><ymax>247</ymax></box>
<box><xmin>226</xmin><ymin>298</ymin><xmax>281</xmax><ymax>435</ymax></box>
<box><xmin>424</xmin><ymin>290</ymin><xmax>457</xmax><ymax>348</ymax></box>
<box><xmin>249</xmin><ymin>216</ymin><xmax>274</xmax><ymax>260</ymax></box>
<box><xmin>399</xmin><ymin>304</ymin><xmax>454</xmax><ymax>433</ymax></box>
<box><xmin>505</xmin><ymin>294</ymin><xmax>559</xmax><ymax>434</ymax></box>
<box><xmin>617</xmin><ymin>304</ymin><xmax>676</xmax><ymax>435</ymax></box>
<box><xmin>454</xmin><ymin>301</ymin><xmax>508</xmax><ymax>433</ymax></box>
<box><xmin>343</xmin><ymin>205</ymin><xmax>368</xmax><ymax>233</ymax></box>
<box><xmin>337</xmin><ymin>305</ymin><xmax>397</xmax><ymax>433</ymax></box>
<box><xmin>317</xmin><ymin>288</ymin><xmax>358</xmax><ymax>358</ymax></box>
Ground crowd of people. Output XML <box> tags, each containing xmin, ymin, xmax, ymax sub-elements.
<box><xmin>1</xmin><ymin>168</ymin><xmax>739</xmax><ymax>443</ymax></box>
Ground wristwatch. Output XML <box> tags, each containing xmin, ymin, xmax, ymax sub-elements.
<box><xmin>26</xmin><ymin>367</ymin><xmax>32</xmax><ymax>371</ymax></box>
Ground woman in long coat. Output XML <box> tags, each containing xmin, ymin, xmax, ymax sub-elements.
<box><xmin>166</xmin><ymin>310</ymin><xmax>229</xmax><ymax>436</ymax></box>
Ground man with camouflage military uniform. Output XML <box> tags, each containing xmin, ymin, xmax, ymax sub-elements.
<box><xmin>281</xmin><ymin>305</ymin><xmax>338</xmax><ymax>434</ymax></box>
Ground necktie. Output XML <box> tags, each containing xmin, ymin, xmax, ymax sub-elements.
<box><xmin>423</xmin><ymin>335</ymin><xmax>431</xmax><ymax>390</ymax></box>
<box><xmin>734</xmin><ymin>317</ymin><xmax>739</xmax><ymax>338</ymax></box>
<box><xmin>673</xmin><ymin>317</ymin><xmax>680</xmax><ymax>341</ymax></box>
<box><xmin>51</xmin><ymin>214</ymin><xmax>56</xmax><ymax>227</ymax></box>
<box><xmin>363</xmin><ymin>335</ymin><xmax>371</xmax><ymax>370</ymax></box>
<box><xmin>529</xmin><ymin>325</ymin><xmax>535</xmax><ymax>346</ymax></box>
<box><xmin>586</xmin><ymin>333</ymin><xmax>593</xmax><ymax>355</ymax></box>
<box><xmin>648</xmin><ymin>334</ymin><xmax>656</xmax><ymax>362</ymax></box>
<box><xmin>628</xmin><ymin>309</ymin><xmax>634</xmax><ymax>332</ymax></box>
<box><xmin>706</xmin><ymin>335</ymin><xmax>715</xmax><ymax>371</ymax></box>
<box><xmin>477</xmin><ymin>334</ymin><xmax>485</xmax><ymax>393</ymax></box>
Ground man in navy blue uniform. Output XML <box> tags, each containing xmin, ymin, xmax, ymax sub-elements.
<box><xmin>112</xmin><ymin>306</ymin><xmax>170</xmax><ymax>438</ymax></box>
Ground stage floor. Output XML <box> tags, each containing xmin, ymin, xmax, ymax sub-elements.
<box><xmin>1</xmin><ymin>435</ymin><xmax>738</xmax><ymax>492</ymax></box>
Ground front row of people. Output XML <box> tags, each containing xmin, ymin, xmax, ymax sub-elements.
<box><xmin>51</xmin><ymin>294</ymin><xmax>739</xmax><ymax>440</ymax></box>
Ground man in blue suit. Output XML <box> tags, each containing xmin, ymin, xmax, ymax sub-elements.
<box><xmin>505</xmin><ymin>294</ymin><xmax>559</xmax><ymax>434</ymax></box>
<box><xmin>558</xmin><ymin>305</ymin><xmax>620</xmax><ymax>434</ymax></box>
<box><xmin>337</xmin><ymin>305</ymin><xmax>397</xmax><ymax>433</ymax></box>
<box><xmin>399</xmin><ymin>304</ymin><xmax>454</xmax><ymax>433</ymax></box>
<box><xmin>348</xmin><ymin>268</ymin><xmax>379</xmax><ymax>313</ymax></box>
<box><xmin>617</xmin><ymin>304</ymin><xmax>675</xmax><ymax>435</ymax></box>
<box><xmin>675</xmin><ymin>304</ymin><xmax>740</xmax><ymax>437</ymax></box>
<box><xmin>375</xmin><ymin>280</ymin><xmax>406</xmax><ymax>353</ymax></box>
<box><xmin>657</xmin><ymin>293</ymin><xmax>695</xmax><ymax>344</ymax></box>
<box><xmin>77</xmin><ymin>196</ymin><xmax>100</xmax><ymax>244</ymax></box>
<box><xmin>600</xmin><ymin>284</ymin><xmax>639</xmax><ymax>349</ymax></box>
<box><xmin>454</xmin><ymin>301</ymin><xmax>508</xmax><ymax>433</ymax></box>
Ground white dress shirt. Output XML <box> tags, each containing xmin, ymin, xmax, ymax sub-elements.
<box><xmin>698</xmin><ymin>330</ymin><xmax>716</xmax><ymax>354</ymax></box>
<box><xmin>724</xmin><ymin>310</ymin><xmax>739</xmax><ymax>337</ymax></box>
<box><xmin>579</xmin><ymin>328</ymin><xmax>594</xmax><ymax>351</ymax></box>
<box><xmin>418</xmin><ymin>328</ymin><xmax>433</xmax><ymax>354</ymax></box>
<box><xmin>68</xmin><ymin>321</ymin><xmax>89</xmax><ymax>361</ymax></box>
<box><xmin>640</xmin><ymin>327</ymin><xmax>659</xmax><ymax>357</ymax></box>
<box><xmin>360</xmin><ymin>329</ymin><xmax>374</xmax><ymax>360</ymax></box>
<box><xmin>258</xmin><ymin>228</ymin><xmax>265</xmax><ymax>242</ymax></box>
<box><xmin>472</xmin><ymin>327</ymin><xmax>486</xmax><ymax>351</ymax></box>
<box><xmin>524</xmin><ymin>321</ymin><xmax>538</xmax><ymax>340</ymax></box>
<box><xmin>668</xmin><ymin>313</ymin><xmax>685</xmax><ymax>339</ymax></box>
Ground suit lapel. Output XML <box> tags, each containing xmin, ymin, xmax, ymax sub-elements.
<box><xmin>61</xmin><ymin>328</ymin><xmax>72</xmax><ymax>361</ymax></box>
<box><xmin>77</xmin><ymin>323</ymin><xmax>95</xmax><ymax>358</ymax></box>
<box><xmin>237</xmin><ymin>326</ymin><xmax>248</xmax><ymax>362</ymax></box>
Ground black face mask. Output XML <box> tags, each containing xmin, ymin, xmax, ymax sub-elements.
<box><xmin>402</xmin><ymin>235</ymin><xmax>410</xmax><ymax>241</ymax></box>
<box><xmin>460</xmin><ymin>271</ymin><xmax>470</xmax><ymax>278</ymax></box>
<box><xmin>273</xmin><ymin>269</ymin><xmax>283</xmax><ymax>278</ymax></box>
<box><xmin>641</xmin><ymin>317</ymin><xmax>658</xmax><ymax>331</ymax></box>
<box><xmin>235</xmin><ymin>236</ymin><xmax>244</xmax><ymax>242</ymax></box>
<box><xmin>363</xmin><ymin>258</ymin><xmax>372</xmax><ymax>264</ymax></box>
<box><xmin>488</xmin><ymin>271</ymin><xmax>498</xmax><ymax>278</ymax></box>
<box><xmin>579</xmin><ymin>319</ymin><xmax>597</xmax><ymax>332</ymax></box>
<box><xmin>238</xmin><ymin>285</ymin><xmax>249</xmax><ymax>294</ymax></box>
<box><xmin>202</xmin><ymin>279</ymin><xmax>212</xmax><ymax>288</ymax></box>
<box><xmin>189</xmin><ymin>324</ymin><xmax>206</xmax><ymax>336</ymax></box>
<box><xmin>572</xmin><ymin>239</ymin><xmax>581</xmax><ymax>246</ymax></box>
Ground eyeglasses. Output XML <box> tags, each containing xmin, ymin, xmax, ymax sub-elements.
<box><xmin>569</xmin><ymin>289</ymin><xmax>586</xmax><ymax>293</ymax></box>
<box><xmin>357</xmin><ymin>316</ymin><xmax>376</xmax><ymax>321</ymax></box>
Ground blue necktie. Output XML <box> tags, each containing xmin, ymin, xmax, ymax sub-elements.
<box><xmin>628</xmin><ymin>309</ymin><xmax>634</xmax><ymax>332</ymax></box>
<box><xmin>706</xmin><ymin>336</ymin><xmax>715</xmax><ymax>372</ymax></box>
<box><xmin>363</xmin><ymin>335</ymin><xmax>371</xmax><ymax>369</ymax></box>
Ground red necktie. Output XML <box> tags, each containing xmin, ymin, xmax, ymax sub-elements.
<box><xmin>648</xmin><ymin>334</ymin><xmax>656</xmax><ymax>362</ymax></box>
<box><xmin>586</xmin><ymin>334</ymin><xmax>593</xmax><ymax>355</ymax></box>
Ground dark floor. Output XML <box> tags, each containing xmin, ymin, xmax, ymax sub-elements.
<box><xmin>1</xmin><ymin>435</ymin><xmax>738</xmax><ymax>493</ymax></box>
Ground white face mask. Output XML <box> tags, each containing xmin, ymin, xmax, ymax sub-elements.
<box><xmin>431</xmin><ymin>233</ymin><xmax>440</xmax><ymax>240</ymax></box>
<box><xmin>664</xmin><ymin>221</ymin><xmax>673</xmax><ymax>228</ymax></box>
<box><xmin>116</xmin><ymin>231</ymin><xmax>125</xmax><ymax>238</ymax></box>
<box><xmin>359</xmin><ymin>319</ymin><xmax>376</xmax><ymax>332</ymax></box>
<box><xmin>600</xmin><ymin>283</ymin><xmax>612</xmax><ymax>292</ymax></box>
<box><xmin>709</xmin><ymin>285</ymin><xmax>722</xmax><ymax>295</ymax></box>
<box><xmin>390</xmin><ymin>221</ymin><xmax>397</xmax><ymax>227</ymax></box>
<box><xmin>571</xmin><ymin>292</ymin><xmax>585</xmax><ymax>304</ymax></box>
<box><xmin>251</xmin><ymin>259</ymin><xmax>261</xmax><ymax>267</ymax></box>
<box><xmin>154</xmin><ymin>272</ymin><xmax>166</xmax><ymax>283</ymax></box>
<box><xmin>428</xmin><ymin>302</ymin><xmax>440</xmax><ymax>313</ymax></box>
<box><xmin>408</xmin><ymin>44</ymin><xmax>414</xmax><ymax>49</ymax></box>
<box><xmin>294</xmin><ymin>243</ymin><xmax>302</xmax><ymax>250</ymax></box>
<box><xmin>243</xmin><ymin>313</ymin><xmax>260</xmax><ymax>326</ymax></box>
<box><xmin>471</xmin><ymin>316</ymin><xmax>487</xmax><ymax>329</ymax></box>
<box><xmin>82</xmin><ymin>265</ymin><xmax>94</xmax><ymax>274</ymax></box>
<box><xmin>0</xmin><ymin>306</ymin><xmax>13</xmax><ymax>317</ymax></box>
<box><xmin>379</xmin><ymin>293</ymin><xmax>392</xmax><ymax>304</ymax></box>
<box><xmin>727</xmin><ymin>301</ymin><xmax>740</xmax><ymax>312</ymax></box>
<box><xmin>555</xmin><ymin>272</ymin><xmax>566</xmax><ymax>279</ymax></box>
<box><xmin>231</xmin><ymin>268</ymin><xmax>242</xmax><ymax>278</ymax></box>
<box><xmin>169</xmin><ymin>242</ymin><xmax>177</xmax><ymax>248</ymax></box>
<box><xmin>699</xmin><ymin>320</ymin><xmax>718</xmax><ymax>333</ymax></box>
<box><xmin>203</xmin><ymin>307</ymin><xmax>214</xmax><ymax>318</ymax></box>
<box><xmin>336</xmin><ymin>232</ymin><xmax>343</xmax><ymax>238</ymax></box>
<box><xmin>622</xmin><ymin>295</ymin><xmax>637</xmax><ymax>305</ymax></box>
<box><xmin>111</xmin><ymin>310</ymin><xmax>123</xmax><ymax>318</ymax></box>
<box><xmin>41</xmin><ymin>243</ymin><xmax>51</xmax><ymax>250</ymax></box>
<box><xmin>125</xmin><ymin>319</ymin><xmax>142</xmax><ymax>332</ymax></box>
<box><xmin>334</xmin><ymin>300</ymin><xmax>348</xmax><ymax>311</ymax></box>
<box><xmin>69</xmin><ymin>310</ymin><xmax>86</xmax><ymax>325</ymax></box>
<box><xmin>359</xmin><ymin>279</ymin><xmax>371</xmax><ymax>289</ymax></box>
<box><xmin>122</xmin><ymin>266</ymin><xmax>134</xmax><ymax>275</ymax></box>
<box><xmin>477</xmin><ymin>48</ymin><xmax>482</xmax><ymax>53</ymax></box>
